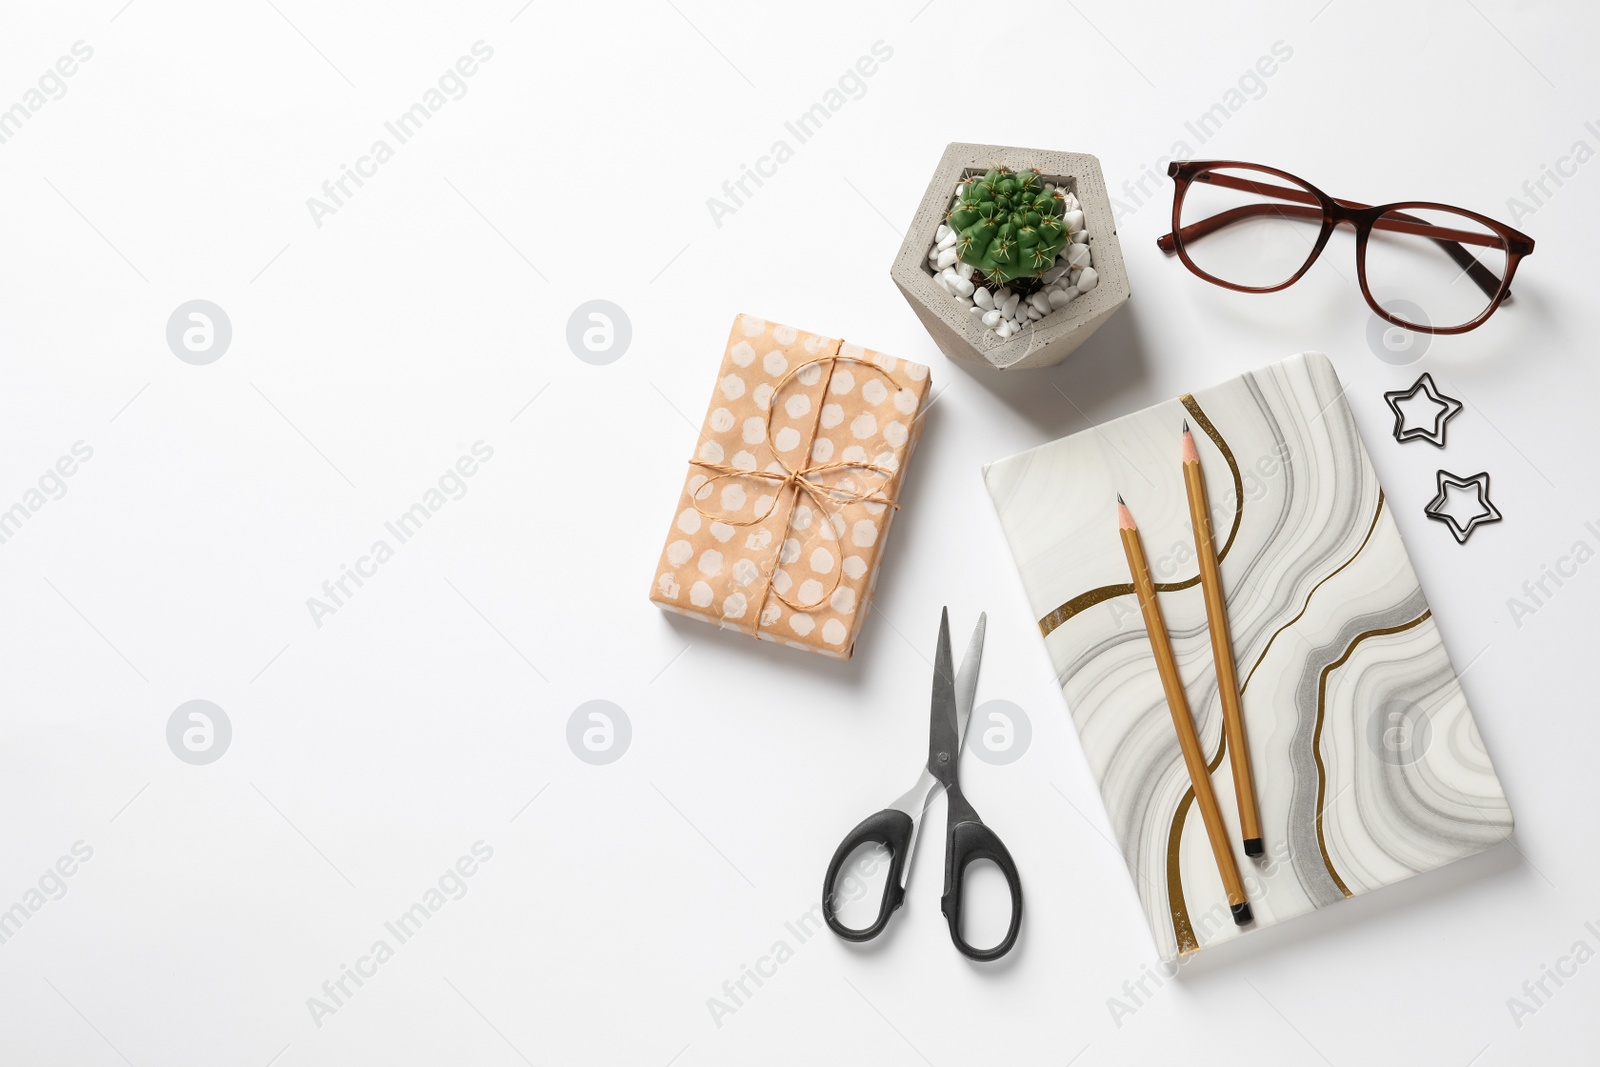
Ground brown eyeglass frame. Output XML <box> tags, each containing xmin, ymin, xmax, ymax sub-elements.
<box><xmin>1156</xmin><ymin>160</ymin><xmax>1535</xmax><ymax>335</ymax></box>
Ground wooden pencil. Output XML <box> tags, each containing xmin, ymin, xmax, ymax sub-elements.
<box><xmin>1182</xmin><ymin>421</ymin><xmax>1265</xmax><ymax>857</ymax></box>
<box><xmin>1118</xmin><ymin>496</ymin><xmax>1252</xmax><ymax>926</ymax></box>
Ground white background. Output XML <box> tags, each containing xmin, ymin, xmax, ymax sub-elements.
<box><xmin>1</xmin><ymin>1</ymin><xmax>1597</xmax><ymax>1064</ymax></box>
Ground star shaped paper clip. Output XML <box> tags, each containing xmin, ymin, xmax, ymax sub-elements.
<box><xmin>1424</xmin><ymin>470</ymin><xmax>1502</xmax><ymax>544</ymax></box>
<box><xmin>1385</xmin><ymin>372</ymin><xmax>1463</xmax><ymax>447</ymax></box>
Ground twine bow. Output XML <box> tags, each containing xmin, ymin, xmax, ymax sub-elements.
<box><xmin>687</xmin><ymin>354</ymin><xmax>905</xmax><ymax>632</ymax></box>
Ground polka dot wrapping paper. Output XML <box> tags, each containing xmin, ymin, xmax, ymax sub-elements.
<box><xmin>649</xmin><ymin>313</ymin><xmax>931</xmax><ymax>659</ymax></box>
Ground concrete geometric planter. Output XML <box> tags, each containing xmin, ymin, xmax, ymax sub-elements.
<box><xmin>890</xmin><ymin>142</ymin><xmax>1131</xmax><ymax>370</ymax></box>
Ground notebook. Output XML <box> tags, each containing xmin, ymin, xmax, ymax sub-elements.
<box><xmin>983</xmin><ymin>352</ymin><xmax>1512</xmax><ymax>963</ymax></box>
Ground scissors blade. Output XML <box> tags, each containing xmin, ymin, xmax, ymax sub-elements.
<box><xmin>927</xmin><ymin>608</ymin><xmax>960</xmax><ymax>787</ymax></box>
<box><xmin>883</xmin><ymin>767</ymin><xmax>939</xmax><ymax>889</ymax></box>
<box><xmin>953</xmin><ymin>612</ymin><xmax>986</xmax><ymax>751</ymax></box>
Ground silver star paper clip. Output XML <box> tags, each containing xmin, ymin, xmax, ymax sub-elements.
<box><xmin>1385</xmin><ymin>372</ymin><xmax>1463</xmax><ymax>448</ymax></box>
<box><xmin>1424</xmin><ymin>470</ymin><xmax>1502</xmax><ymax>544</ymax></box>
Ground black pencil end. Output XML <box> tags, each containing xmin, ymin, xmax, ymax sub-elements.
<box><xmin>1231</xmin><ymin>902</ymin><xmax>1254</xmax><ymax>926</ymax></box>
<box><xmin>1243</xmin><ymin>837</ymin><xmax>1264</xmax><ymax>858</ymax></box>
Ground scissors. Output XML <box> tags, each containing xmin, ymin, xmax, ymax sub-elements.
<box><xmin>821</xmin><ymin>608</ymin><xmax>1023</xmax><ymax>961</ymax></box>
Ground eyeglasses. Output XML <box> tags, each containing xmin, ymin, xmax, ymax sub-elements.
<box><xmin>1157</xmin><ymin>161</ymin><xmax>1534</xmax><ymax>334</ymax></box>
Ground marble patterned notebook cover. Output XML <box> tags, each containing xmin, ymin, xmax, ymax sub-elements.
<box><xmin>984</xmin><ymin>352</ymin><xmax>1512</xmax><ymax>963</ymax></box>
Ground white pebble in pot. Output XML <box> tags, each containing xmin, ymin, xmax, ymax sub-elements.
<box><xmin>1077</xmin><ymin>266</ymin><xmax>1099</xmax><ymax>292</ymax></box>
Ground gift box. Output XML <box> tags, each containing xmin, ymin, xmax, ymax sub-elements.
<box><xmin>649</xmin><ymin>314</ymin><xmax>931</xmax><ymax>659</ymax></box>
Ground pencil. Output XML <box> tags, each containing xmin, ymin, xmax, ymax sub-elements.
<box><xmin>1118</xmin><ymin>495</ymin><xmax>1252</xmax><ymax>926</ymax></box>
<box><xmin>1182</xmin><ymin>421</ymin><xmax>1265</xmax><ymax>858</ymax></box>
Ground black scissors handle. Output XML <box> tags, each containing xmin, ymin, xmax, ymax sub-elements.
<box><xmin>940</xmin><ymin>790</ymin><xmax>1023</xmax><ymax>962</ymax></box>
<box><xmin>821</xmin><ymin>808</ymin><xmax>914</xmax><ymax>942</ymax></box>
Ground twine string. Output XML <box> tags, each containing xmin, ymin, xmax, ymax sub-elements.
<box><xmin>685</xmin><ymin>354</ymin><xmax>905</xmax><ymax>626</ymax></box>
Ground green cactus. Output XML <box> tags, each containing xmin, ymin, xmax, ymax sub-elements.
<box><xmin>946</xmin><ymin>167</ymin><xmax>1068</xmax><ymax>284</ymax></box>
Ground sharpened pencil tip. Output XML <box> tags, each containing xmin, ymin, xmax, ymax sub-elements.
<box><xmin>1181</xmin><ymin>425</ymin><xmax>1199</xmax><ymax>464</ymax></box>
<box><xmin>1182</xmin><ymin>418</ymin><xmax>1189</xmax><ymax>432</ymax></box>
<box><xmin>1116</xmin><ymin>493</ymin><xmax>1124</xmax><ymax>504</ymax></box>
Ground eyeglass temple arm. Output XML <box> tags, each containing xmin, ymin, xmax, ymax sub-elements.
<box><xmin>1156</xmin><ymin>174</ymin><xmax>1509</xmax><ymax>301</ymax></box>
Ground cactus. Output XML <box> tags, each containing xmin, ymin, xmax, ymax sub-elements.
<box><xmin>946</xmin><ymin>167</ymin><xmax>1068</xmax><ymax>284</ymax></box>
